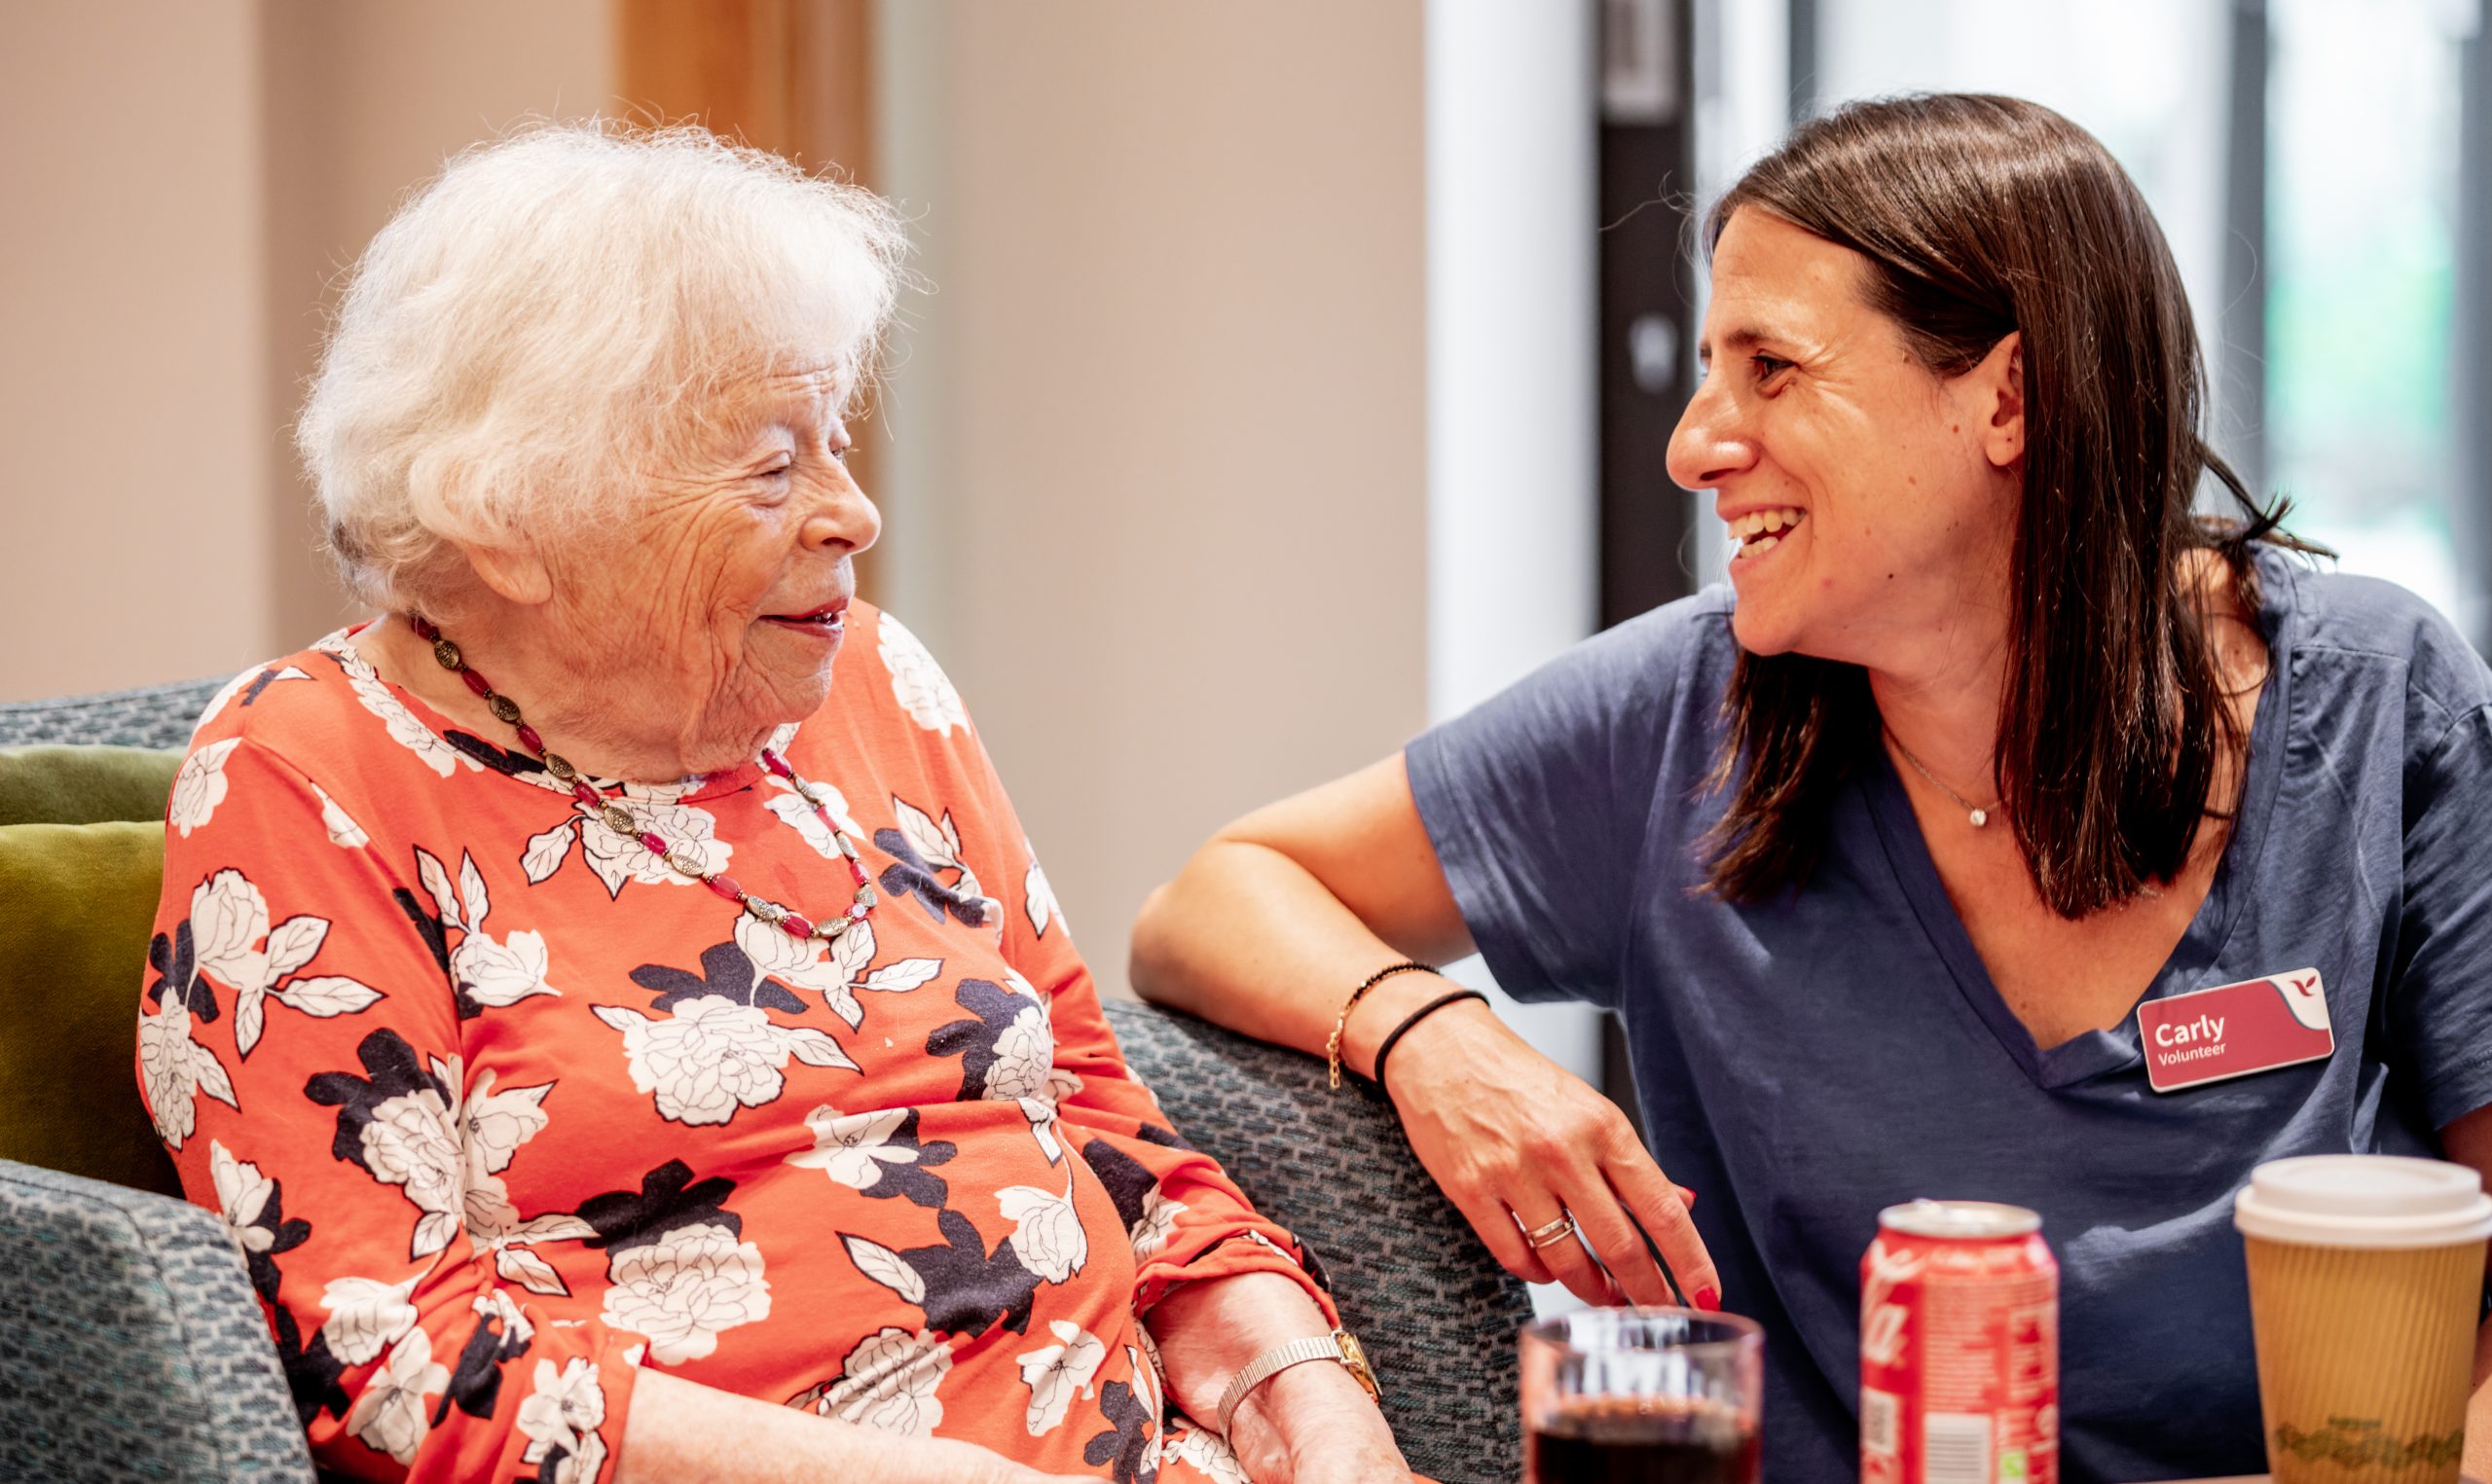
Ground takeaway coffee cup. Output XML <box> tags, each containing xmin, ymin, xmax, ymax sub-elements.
<box><xmin>2234</xmin><ymin>1155</ymin><xmax>2492</xmax><ymax>1484</ymax></box>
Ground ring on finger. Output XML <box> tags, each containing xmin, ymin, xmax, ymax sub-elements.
<box><xmin>1523</xmin><ymin>1213</ymin><xmax>1580</xmax><ymax>1249</ymax></box>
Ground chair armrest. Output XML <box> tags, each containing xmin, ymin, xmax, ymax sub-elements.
<box><xmin>1104</xmin><ymin>998</ymin><xmax>1534</xmax><ymax>1483</ymax></box>
<box><xmin>0</xmin><ymin>1158</ymin><xmax>313</xmax><ymax>1482</ymax></box>
<box><xmin>0</xmin><ymin>675</ymin><xmax>232</xmax><ymax>749</ymax></box>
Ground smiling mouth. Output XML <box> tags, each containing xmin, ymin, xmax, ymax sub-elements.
<box><xmin>764</xmin><ymin>598</ymin><xmax>849</xmax><ymax>633</ymax></box>
<box><xmin>1727</xmin><ymin>508</ymin><xmax>1805</xmax><ymax>561</ymax></box>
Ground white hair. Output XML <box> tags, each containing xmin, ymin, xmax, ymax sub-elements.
<box><xmin>296</xmin><ymin>122</ymin><xmax>909</xmax><ymax>613</ymax></box>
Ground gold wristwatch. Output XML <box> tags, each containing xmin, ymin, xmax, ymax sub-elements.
<box><xmin>1214</xmin><ymin>1327</ymin><xmax>1382</xmax><ymax>1436</ymax></box>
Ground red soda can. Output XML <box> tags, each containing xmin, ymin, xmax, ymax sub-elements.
<box><xmin>1860</xmin><ymin>1200</ymin><xmax>2058</xmax><ymax>1484</ymax></box>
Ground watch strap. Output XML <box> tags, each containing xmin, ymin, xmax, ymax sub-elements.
<box><xmin>1214</xmin><ymin>1330</ymin><xmax>1373</xmax><ymax>1436</ymax></box>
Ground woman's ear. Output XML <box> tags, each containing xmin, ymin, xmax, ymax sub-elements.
<box><xmin>460</xmin><ymin>541</ymin><xmax>555</xmax><ymax>606</ymax></box>
<box><xmin>1974</xmin><ymin>331</ymin><xmax>2025</xmax><ymax>469</ymax></box>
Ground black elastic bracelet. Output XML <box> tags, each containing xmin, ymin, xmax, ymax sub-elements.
<box><xmin>1371</xmin><ymin>989</ymin><xmax>1490</xmax><ymax>1095</ymax></box>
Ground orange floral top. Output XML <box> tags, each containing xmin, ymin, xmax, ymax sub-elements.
<box><xmin>138</xmin><ymin>604</ymin><xmax>1325</xmax><ymax>1483</ymax></box>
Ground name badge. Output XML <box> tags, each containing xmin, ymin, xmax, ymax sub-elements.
<box><xmin>2138</xmin><ymin>969</ymin><xmax>2333</xmax><ymax>1093</ymax></box>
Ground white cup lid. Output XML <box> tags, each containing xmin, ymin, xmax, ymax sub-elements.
<box><xmin>2233</xmin><ymin>1155</ymin><xmax>2492</xmax><ymax>1249</ymax></box>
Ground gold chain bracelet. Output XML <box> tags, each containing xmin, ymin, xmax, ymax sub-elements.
<box><xmin>1327</xmin><ymin>960</ymin><xmax>1436</xmax><ymax>1090</ymax></box>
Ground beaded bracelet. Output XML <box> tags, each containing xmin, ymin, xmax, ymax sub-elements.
<box><xmin>1371</xmin><ymin>990</ymin><xmax>1490</xmax><ymax>1096</ymax></box>
<box><xmin>1326</xmin><ymin>960</ymin><xmax>1436</xmax><ymax>1090</ymax></box>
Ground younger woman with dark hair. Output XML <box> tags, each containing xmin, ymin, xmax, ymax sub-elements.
<box><xmin>1132</xmin><ymin>93</ymin><xmax>2492</xmax><ymax>1482</ymax></box>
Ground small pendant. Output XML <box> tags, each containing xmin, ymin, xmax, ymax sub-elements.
<box><xmin>1968</xmin><ymin>808</ymin><xmax>1989</xmax><ymax>827</ymax></box>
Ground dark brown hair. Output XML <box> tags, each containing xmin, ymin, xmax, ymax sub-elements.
<box><xmin>1698</xmin><ymin>93</ymin><xmax>2307</xmax><ymax>918</ymax></box>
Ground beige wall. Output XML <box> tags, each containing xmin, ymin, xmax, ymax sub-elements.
<box><xmin>2</xmin><ymin>3</ymin><xmax>272</xmax><ymax>700</ymax></box>
<box><xmin>875</xmin><ymin>2</ymin><xmax>1431</xmax><ymax>997</ymax></box>
<box><xmin>0</xmin><ymin>0</ymin><xmax>611</xmax><ymax>701</ymax></box>
<box><xmin>258</xmin><ymin>0</ymin><xmax>615</xmax><ymax>649</ymax></box>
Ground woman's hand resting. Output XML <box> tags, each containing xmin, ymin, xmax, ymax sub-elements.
<box><xmin>1379</xmin><ymin>997</ymin><xmax>1719</xmax><ymax>1311</ymax></box>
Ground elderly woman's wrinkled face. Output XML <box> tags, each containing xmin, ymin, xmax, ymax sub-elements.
<box><xmin>1667</xmin><ymin>208</ymin><xmax>2022</xmax><ymax>673</ymax></box>
<box><xmin>539</xmin><ymin>365</ymin><xmax>879</xmax><ymax>771</ymax></box>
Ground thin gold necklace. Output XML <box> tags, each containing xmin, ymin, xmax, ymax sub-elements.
<box><xmin>1885</xmin><ymin>728</ymin><xmax>2001</xmax><ymax>829</ymax></box>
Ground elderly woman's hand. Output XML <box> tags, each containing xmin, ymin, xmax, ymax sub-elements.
<box><xmin>1380</xmin><ymin>997</ymin><xmax>1718</xmax><ymax>1312</ymax></box>
<box><xmin>1149</xmin><ymin>1272</ymin><xmax>1425</xmax><ymax>1483</ymax></box>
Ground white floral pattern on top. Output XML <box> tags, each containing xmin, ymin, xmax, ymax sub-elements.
<box><xmin>360</xmin><ymin>1083</ymin><xmax>466</xmax><ymax>1260</ymax></box>
<box><xmin>792</xmin><ymin>1326</ymin><xmax>952</xmax><ymax>1436</ymax></box>
<box><xmin>762</xmin><ymin>769</ymin><xmax>866</xmax><ymax>847</ymax></box>
<box><xmin>168</xmin><ymin>738</ymin><xmax>240</xmax><ymax>838</ymax></box>
<box><xmin>877</xmin><ymin>613</ymin><xmax>969</xmax><ymax>736</ymax></box>
<box><xmin>318</xmin><ymin>1275</ymin><xmax>421</xmax><ymax>1366</ymax></box>
<box><xmin>1014</xmin><ymin>1319</ymin><xmax>1107</xmax><ymax>1436</ymax></box>
<box><xmin>1020</xmin><ymin>1096</ymin><xmax>1065</xmax><ymax>1164</ymax></box>
<box><xmin>138</xmin><ymin>986</ymin><xmax>237</xmax><ymax>1151</ymax></box>
<box><xmin>578</xmin><ymin>799</ymin><xmax>731</xmax><ymax>900</ymax></box>
<box><xmin>515</xmin><ymin>1356</ymin><xmax>609</xmax><ymax>1484</ymax></box>
<box><xmin>1024</xmin><ymin>846</ymin><xmax>1065</xmax><ymax>939</ymax></box>
<box><xmin>997</xmin><ymin>1175</ymin><xmax>1087</xmax><ymax>1284</ymax></box>
<box><xmin>207</xmin><ymin>1140</ymin><xmax>275</xmax><ymax>1255</ymax></box>
<box><xmin>601</xmin><ymin>1220</ymin><xmax>772</xmax><ymax>1365</ymax></box>
<box><xmin>149</xmin><ymin>608</ymin><xmax>1326</xmax><ymax>1483</ymax></box>
<box><xmin>316</xmin><ymin>632</ymin><xmax>484</xmax><ymax>781</ymax></box>
<box><xmin>784</xmin><ymin>1104</ymin><xmax>919</xmax><ymax>1189</ymax></box>
<box><xmin>451</xmin><ymin>1062</ymin><xmax>555</xmax><ymax>1243</ymax></box>
<box><xmin>192</xmin><ymin>663</ymin><xmax>312</xmax><ymax>735</ymax></box>
<box><xmin>1136</xmin><ymin>1190</ymin><xmax>1191</xmax><ymax>1259</ymax></box>
<box><xmin>734</xmin><ymin>913</ymin><xmax>863</xmax><ymax>1030</ymax></box>
<box><xmin>418</xmin><ymin>847</ymin><xmax>560</xmax><ymax>1012</ymax></box>
<box><xmin>1166</xmin><ymin>1425</ymin><xmax>1252</xmax><ymax>1484</ymax></box>
<box><xmin>312</xmin><ymin>783</ymin><xmax>369</xmax><ymax>848</ymax></box>
<box><xmin>1132</xmin><ymin>1187</ymin><xmax>1189</xmax><ymax>1261</ymax></box>
<box><xmin>889</xmin><ymin>795</ymin><xmax>1005</xmax><ymax>932</ymax></box>
<box><xmin>187</xmin><ymin>868</ymin><xmax>384</xmax><ymax>1059</ymax></box>
<box><xmin>592</xmin><ymin>995</ymin><xmax>856</xmax><ymax>1127</ymax></box>
<box><xmin>986</xmin><ymin>998</ymin><xmax>1055</xmax><ymax>1103</ymax></box>
<box><xmin>345</xmin><ymin>1326</ymin><xmax>450</xmax><ymax>1466</ymax></box>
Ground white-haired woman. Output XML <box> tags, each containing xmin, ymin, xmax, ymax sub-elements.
<box><xmin>139</xmin><ymin>126</ymin><xmax>1415</xmax><ymax>1484</ymax></box>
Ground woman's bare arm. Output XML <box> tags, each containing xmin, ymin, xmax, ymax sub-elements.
<box><xmin>618</xmin><ymin>1370</ymin><xmax>1091</xmax><ymax>1484</ymax></box>
<box><xmin>1131</xmin><ymin>755</ymin><xmax>1475</xmax><ymax>1068</ymax></box>
<box><xmin>1130</xmin><ymin>754</ymin><xmax>1720</xmax><ymax>1312</ymax></box>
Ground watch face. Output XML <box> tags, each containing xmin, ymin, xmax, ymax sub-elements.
<box><xmin>1335</xmin><ymin>1329</ymin><xmax>1381</xmax><ymax>1397</ymax></box>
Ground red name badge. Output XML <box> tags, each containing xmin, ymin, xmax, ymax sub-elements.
<box><xmin>2138</xmin><ymin>969</ymin><xmax>2333</xmax><ymax>1093</ymax></box>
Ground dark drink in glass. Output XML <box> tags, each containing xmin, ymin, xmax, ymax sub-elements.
<box><xmin>1528</xmin><ymin>1395</ymin><xmax>1761</xmax><ymax>1484</ymax></box>
<box><xmin>1521</xmin><ymin>1310</ymin><xmax>1765</xmax><ymax>1484</ymax></box>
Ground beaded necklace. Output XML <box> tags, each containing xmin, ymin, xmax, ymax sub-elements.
<box><xmin>406</xmin><ymin>614</ymin><xmax>877</xmax><ymax>943</ymax></box>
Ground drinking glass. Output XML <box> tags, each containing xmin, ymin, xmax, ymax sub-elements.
<box><xmin>1521</xmin><ymin>1307</ymin><xmax>1765</xmax><ymax>1484</ymax></box>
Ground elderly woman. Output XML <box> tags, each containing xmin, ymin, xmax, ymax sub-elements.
<box><xmin>140</xmin><ymin>126</ymin><xmax>1413</xmax><ymax>1484</ymax></box>
<box><xmin>1134</xmin><ymin>93</ymin><xmax>2492</xmax><ymax>1483</ymax></box>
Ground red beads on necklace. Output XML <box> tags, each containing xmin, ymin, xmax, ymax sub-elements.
<box><xmin>405</xmin><ymin>612</ymin><xmax>878</xmax><ymax>943</ymax></box>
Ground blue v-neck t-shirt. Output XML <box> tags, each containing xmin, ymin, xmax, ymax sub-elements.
<box><xmin>1406</xmin><ymin>547</ymin><xmax>2492</xmax><ymax>1484</ymax></box>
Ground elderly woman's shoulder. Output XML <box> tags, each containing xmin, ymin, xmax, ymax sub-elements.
<box><xmin>173</xmin><ymin>629</ymin><xmax>486</xmax><ymax>808</ymax></box>
<box><xmin>185</xmin><ymin>635</ymin><xmax>373</xmax><ymax>748</ymax></box>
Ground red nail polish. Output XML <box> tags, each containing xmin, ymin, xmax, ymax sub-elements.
<box><xmin>1694</xmin><ymin>1285</ymin><xmax>1720</xmax><ymax>1313</ymax></box>
<box><xmin>1676</xmin><ymin>1184</ymin><xmax>1699</xmax><ymax>1207</ymax></box>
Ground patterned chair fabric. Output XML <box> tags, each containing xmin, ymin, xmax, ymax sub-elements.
<box><xmin>1</xmin><ymin>677</ymin><xmax>1534</xmax><ymax>1482</ymax></box>
<box><xmin>0</xmin><ymin>676</ymin><xmax>229</xmax><ymax>749</ymax></box>
<box><xmin>0</xmin><ymin>1158</ymin><xmax>316</xmax><ymax>1483</ymax></box>
<box><xmin>1103</xmin><ymin>1000</ymin><xmax>1534</xmax><ymax>1481</ymax></box>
